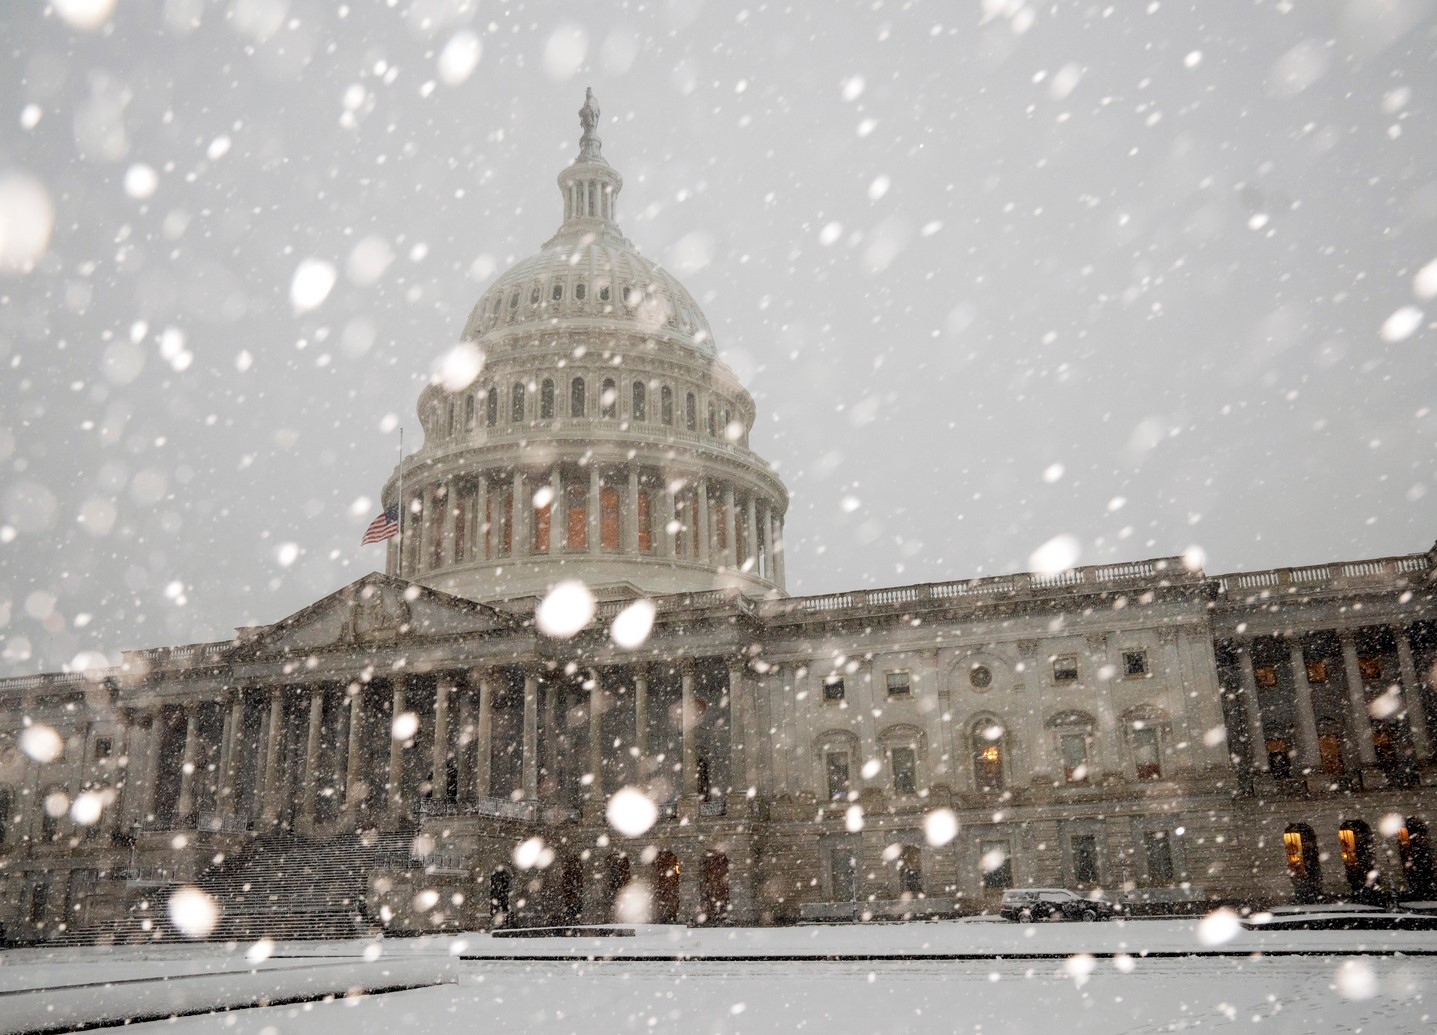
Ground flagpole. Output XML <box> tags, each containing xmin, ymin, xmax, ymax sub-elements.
<box><xmin>396</xmin><ymin>427</ymin><xmax>405</xmax><ymax>578</ymax></box>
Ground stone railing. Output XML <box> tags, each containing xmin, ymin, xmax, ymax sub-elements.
<box><xmin>0</xmin><ymin>670</ymin><xmax>113</xmax><ymax>694</ymax></box>
<box><xmin>1215</xmin><ymin>553</ymin><xmax>1431</xmax><ymax>595</ymax></box>
<box><xmin>767</xmin><ymin>557</ymin><xmax>1196</xmax><ymax>619</ymax></box>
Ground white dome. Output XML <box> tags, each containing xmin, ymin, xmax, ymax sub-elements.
<box><xmin>460</xmin><ymin>237</ymin><xmax>717</xmax><ymax>356</ymax></box>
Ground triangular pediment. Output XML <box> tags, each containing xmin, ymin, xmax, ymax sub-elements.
<box><xmin>237</xmin><ymin>573</ymin><xmax>519</xmax><ymax>656</ymax></box>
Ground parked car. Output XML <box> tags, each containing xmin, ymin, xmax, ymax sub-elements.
<box><xmin>1000</xmin><ymin>888</ymin><xmax>1120</xmax><ymax>922</ymax></box>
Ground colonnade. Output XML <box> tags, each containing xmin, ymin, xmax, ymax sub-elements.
<box><xmin>1230</xmin><ymin>623</ymin><xmax>1433</xmax><ymax>777</ymax></box>
<box><xmin>115</xmin><ymin>657</ymin><xmax>750</xmax><ymax>836</ymax></box>
<box><xmin>392</xmin><ymin>463</ymin><xmax>785</xmax><ymax>585</ymax></box>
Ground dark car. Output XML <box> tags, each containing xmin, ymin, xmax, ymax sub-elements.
<box><xmin>1000</xmin><ymin>888</ymin><xmax>1120</xmax><ymax>922</ymax></box>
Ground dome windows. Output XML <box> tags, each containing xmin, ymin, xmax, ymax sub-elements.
<box><xmin>530</xmin><ymin>285</ymin><xmax>541</xmax><ymax>306</ymax></box>
<box><xmin>485</xmin><ymin>387</ymin><xmax>498</xmax><ymax>427</ymax></box>
<box><xmin>552</xmin><ymin>283</ymin><xmax>564</xmax><ymax>302</ymax></box>
<box><xmin>540</xmin><ymin>379</ymin><xmax>556</xmax><ymax>420</ymax></box>
<box><xmin>632</xmin><ymin>381</ymin><xmax>647</xmax><ymax>421</ymax></box>
<box><xmin>575</xmin><ymin>282</ymin><xmax>587</xmax><ymax>301</ymax></box>
<box><xmin>570</xmin><ymin>377</ymin><xmax>586</xmax><ymax>417</ymax></box>
<box><xmin>511</xmin><ymin>382</ymin><xmax>526</xmax><ymax>423</ymax></box>
<box><xmin>600</xmin><ymin>378</ymin><xmax>617</xmax><ymax>418</ymax></box>
<box><xmin>509</xmin><ymin>291</ymin><xmax>520</xmax><ymax>310</ymax></box>
<box><xmin>599</xmin><ymin>284</ymin><xmax>611</xmax><ymax>303</ymax></box>
<box><xmin>661</xmin><ymin>385</ymin><xmax>674</xmax><ymax>426</ymax></box>
<box><xmin>685</xmin><ymin>393</ymin><xmax>697</xmax><ymax>432</ymax></box>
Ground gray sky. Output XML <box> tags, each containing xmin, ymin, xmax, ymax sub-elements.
<box><xmin>1</xmin><ymin>0</ymin><xmax>1434</xmax><ymax>674</ymax></box>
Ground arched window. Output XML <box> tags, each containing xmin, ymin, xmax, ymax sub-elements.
<box><xmin>632</xmin><ymin>382</ymin><xmax>647</xmax><ymax>421</ymax></box>
<box><xmin>622</xmin><ymin>286</ymin><xmax>634</xmax><ymax>305</ymax></box>
<box><xmin>464</xmin><ymin>395</ymin><xmax>476</xmax><ymax>432</ymax></box>
<box><xmin>636</xmin><ymin>488</ymin><xmax>653</xmax><ymax>552</ymax></box>
<box><xmin>707</xmin><ymin>401</ymin><xmax>717</xmax><ymax>437</ymax></box>
<box><xmin>1048</xmin><ymin>710</ymin><xmax>1096</xmax><ymax>784</ymax></box>
<box><xmin>532</xmin><ymin>490</ymin><xmax>552</xmax><ymax>552</ymax></box>
<box><xmin>600</xmin><ymin>378</ymin><xmax>617</xmax><ymax>418</ymax></box>
<box><xmin>540</xmin><ymin>379</ymin><xmax>556</xmax><ymax>420</ymax></box>
<box><xmin>491</xmin><ymin>295</ymin><xmax>502</xmax><ymax>318</ymax></box>
<box><xmin>529</xmin><ymin>284</ymin><xmax>541</xmax><ymax>305</ymax></box>
<box><xmin>1284</xmin><ymin>823</ymin><xmax>1322</xmax><ymax>903</ymax></box>
<box><xmin>575</xmin><ymin>281</ymin><xmax>587</xmax><ymax>301</ymax></box>
<box><xmin>600</xmin><ymin>486</ymin><xmax>620</xmax><ymax>549</ymax></box>
<box><xmin>508</xmin><ymin>291</ymin><xmax>519</xmax><ymax>310</ymax></box>
<box><xmin>511</xmin><ymin>382</ymin><xmax>526</xmax><ymax>423</ymax></box>
<box><xmin>552</xmin><ymin>282</ymin><xmax>564</xmax><ymax>302</ymax></box>
<box><xmin>972</xmin><ymin>718</ymin><xmax>1005</xmax><ymax>791</ymax></box>
<box><xmin>599</xmin><ymin>284</ymin><xmax>611</xmax><ymax>303</ymax></box>
<box><xmin>685</xmin><ymin>392</ymin><xmax>697</xmax><ymax>431</ymax></box>
<box><xmin>1399</xmin><ymin>818</ymin><xmax>1436</xmax><ymax>898</ymax></box>
<box><xmin>485</xmin><ymin>387</ymin><xmax>498</xmax><ymax>427</ymax></box>
<box><xmin>1339</xmin><ymin>820</ymin><xmax>1377</xmax><ymax>895</ymax></box>
<box><xmin>570</xmin><ymin>377</ymin><xmax>586</xmax><ymax>418</ymax></box>
<box><xmin>661</xmin><ymin>386</ymin><xmax>674</xmax><ymax>426</ymax></box>
<box><xmin>0</xmin><ymin>786</ymin><xmax>11</xmax><ymax>847</ymax></box>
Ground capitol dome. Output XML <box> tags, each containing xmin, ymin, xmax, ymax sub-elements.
<box><xmin>382</xmin><ymin>90</ymin><xmax>789</xmax><ymax>606</ymax></box>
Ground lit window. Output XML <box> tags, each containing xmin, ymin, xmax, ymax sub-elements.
<box><xmin>1053</xmin><ymin>656</ymin><xmax>1079</xmax><ymax>683</ymax></box>
<box><xmin>1122</xmin><ymin>650</ymin><xmax>1148</xmax><ymax>677</ymax></box>
<box><xmin>636</xmin><ymin>489</ymin><xmax>653</xmax><ymax>552</ymax></box>
<box><xmin>1306</xmin><ymin>660</ymin><xmax>1328</xmax><ymax>684</ymax></box>
<box><xmin>566</xmin><ymin>486</ymin><xmax>587</xmax><ymax>550</ymax></box>
<box><xmin>1254</xmin><ymin>665</ymin><xmax>1277</xmax><ymax>688</ymax></box>
<box><xmin>1358</xmin><ymin>655</ymin><xmax>1382</xmax><ymax>681</ymax></box>
<box><xmin>886</xmin><ymin>672</ymin><xmax>911</xmax><ymax>698</ymax></box>
<box><xmin>974</xmin><ymin>721</ymin><xmax>1004</xmax><ymax>791</ymax></box>
<box><xmin>600</xmin><ymin>487</ymin><xmax>620</xmax><ymax>550</ymax></box>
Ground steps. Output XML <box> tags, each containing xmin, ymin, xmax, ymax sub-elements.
<box><xmin>64</xmin><ymin>830</ymin><xmax>423</xmax><ymax>945</ymax></box>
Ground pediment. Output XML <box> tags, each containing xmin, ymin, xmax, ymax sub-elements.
<box><xmin>238</xmin><ymin>573</ymin><xmax>518</xmax><ymax>656</ymax></box>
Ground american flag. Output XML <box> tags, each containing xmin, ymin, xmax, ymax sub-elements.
<box><xmin>361</xmin><ymin>505</ymin><xmax>399</xmax><ymax>545</ymax></box>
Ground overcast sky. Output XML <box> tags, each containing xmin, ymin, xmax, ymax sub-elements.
<box><xmin>1</xmin><ymin>0</ymin><xmax>1434</xmax><ymax>674</ymax></box>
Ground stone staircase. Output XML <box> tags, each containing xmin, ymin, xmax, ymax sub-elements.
<box><xmin>67</xmin><ymin>830</ymin><xmax>421</xmax><ymax>945</ymax></box>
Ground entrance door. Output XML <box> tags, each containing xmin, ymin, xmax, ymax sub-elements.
<box><xmin>489</xmin><ymin>868</ymin><xmax>512</xmax><ymax>928</ymax></box>
<box><xmin>701</xmin><ymin>852</ymin><xmax>729</xmax><ymax>923</ymax></box>
<box><xmin>652</xmin><ymin>851</ymin><xmax>681</xmax><ymax>924</ymax></box>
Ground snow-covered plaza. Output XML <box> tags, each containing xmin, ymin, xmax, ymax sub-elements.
<box><xmin>3</xmin><ymin>919</ymin><xmax>1433</xmax><ymax>1034</ymax></box>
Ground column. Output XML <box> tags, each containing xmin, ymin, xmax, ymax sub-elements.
<box><xmin>1236</xmin><ymin>641</ymin><xmax>1268</xmax><ymax>771</ymax></box>
<box><xmin>681</xmin><ymin>662</ymin><xmax>699</xmax><ymax>796</ymax></box>
<box><xmin>548</xmin><ymin>468</ymin><xmax>563</xmax><ymax>555</ymax></box>
<box><xmin>1394</xmin><ymin>625</ymin><xmax>1433</xmax><ymax>760</ymax></box>
<box><xmin>522</xmin><ymin>666</ymin><xmax>540</xmax><ymax>801</ymax></box>
<box><xmin>443</xmin><ymin>479</ymin><xmax>459</xmax><ymax>564</ymax></box>
<box><xmin>541</xmin><ymin>675</ymin><xmax>559</xmax><ymax>797</ymax></box>
<box><xmin>1289</xmin><ymin>641</ymin><xmax>1321</xmax><ymax>773</ymax></box>
<box><xmin>344</xmin><ymin>690</ymin><xmax>365</xmax><ymax>811</ymax></box>
<box><xmin>218</xmin><ymin>692</ymin><xmax>244</xmax><ymax>811</ymax></box>
<box><xmin>261</xmin><ymin>689</ymin><xmax>286</xmax><ymax>823</ymax></box>
<box><xmin>511</xmin><ymin>470</ymin><xmax>526</xmax><ymax>557</ymax></box>
<box><xmin>626</xmin><ymin>468</ymin><xmax>641</xmax><ymax>554</ymax></box>
<box><xmin>773</xmin><ymin>514</ymin><xmax>786</xmax><ymax>585</ymax></box>
<box><xmin>729</xmin><ymin>661</ymin><xmax>756</xmax><ymax>793</ymax></box>
<box><xmin>696</xmin><ymin>477</ymin><xmax>712</xmax><ymax>564</ymax></box>
<box><xmin>387</xmin><ymin>680</ymin><xmax>407</xmax><ymax>821</ymax></box>
<box><xmin>633</xmin><ymin>663</ymin><xmax>650</xmax><ymax>784</ymax></box>
<box><xmin>588</xmin><ymin>464</ymin><xmax>601</xmax><ymax>554</ymax></box>
<box><xmin>456</xmin><ymin>683</ymin><xmax>474</xmax><ymax>802</ymax></box>
<box><xmin>476</xmin><ymin>670</ymin><xmax>494</xmax><ymax>798</ymax></box>
<box><xmin>662</xmin><ymin>480</ymin><xmax>677</xmax><ymax>559</ymax></box>
<box><xmin>418</xmin><ymin>485</ymin><xmax>434</xmax><ymax>572</ymax></box>
<box><xmin>588</xmin><ymin>670</ymin><xmax>604</xmax><ymax>799</ymax></box>
<box><xmin>175</xmin><ymin>707</ymin><xmax>200</xmax><ymax>822</ymax></box>
<box><xmin>1340</xmin><ymin>631</ymin><xmax>1378</xmax><ymax>767</ymax></box>
<box><xmin>722</xmin><ymin>487</ymin><xmax>738</xmax><ymax>569</ymax></box>
<box><xmin>475</xmin><ymin>476</ymin><xmax>489</xmax><ymax>560</ymax></box>
<box><xmin>301</xmin><ymin>686</ymin><xmax>324</xmax><ymax>828</ymax></box>
<box><xmin>432</xmin><ymin>678</ymin><xmax>451</xmax><ymax>799</ymax></box>
<box><xmin>744</xmin><ymin>495</ymin><xmax>758</xmax><ymax>571</ymax></box>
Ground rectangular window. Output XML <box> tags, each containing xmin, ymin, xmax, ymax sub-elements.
<box><xmin>891</xmin><ymin>747</ymin><xmax>917</xmax><ymax>795</ymax></box>
<box><xmin>1071</xmin><ymin>833</ymin><xmax>1100</xmax><ymax>885</ymax></box>
<box><xmin>1060</xmin><ymin>733</ymin><xmax>1089</xmax><ymax>783</ymax></box>
<box><xmin>825</xmin><ymin>752</ymin><xmax>851</xmax><ymax>800</ymax></box>
<box><xmin>28</xmin><ymin>883</ymin><xmax>48</xmax><ymax>923</ymax></box>
<box><xmin>1306</xmin><ymin>660</ymin><xmax>1328</xmax><ymax>684</ymax></box>
<box><xmin>1357</xmin><ymin>655</ymin><xmax>1382</xmax><ymax>682</ymax></box>
<box><xmin>1053</xmin><ymin>655</ymin><xmax>1079</xmax><ymax>683</ymax></box>
<box><xmin>93</xmin><ymin>737</ymin><xmax>113</xmax><ymax>760</ymax></box>
<box><xmin>532</xmin><ymin>500</ymin><xmax>551</xmax><ymax>552</ymax></box>
<box><xmin>980</xmin><ymin>840</ymin><xmax>1013</xmax><ymax>890</ymax></box>
<box><xmin>1143</xmin><ymin>831</ymin><xmax>1174</xmax><ymax>884</ymax></box>
<box><xmin>1132</xmin><ymin>727</ymin><xmax>1161</xmax><ymax>781</ymax></box>
<box><xmin>829</xmin><ymin>846</ymin><xmax>858</xmax><ymax>901</ymax></box>
<box><xmin>600</xmin><ymin>487</ymin><xmax>620</xmax><ymax>550</ymax></box>
<box><xmin>823</xmin><ymin>677</ymin><xmax>845</xmax><ymax>702</ymax></box>
<box><xmin>636</xmin><ymin>489</ymin><xmax>653</xmax><ymax>552</ymax></box>
<box><xmin>885</xmin><ymin>672</ymin><xmax>912</xmax><ymax>699</ymax></box>
<box><xmin>1254</xmin><ymin>665</ymin><xmax>1277</xmax><ymax>688</ymax></box>
<box><xmin>566</xmin><ymin>487</ymin><xmax>587</xmax><ymax>549</ymax></box>
<box><xmin>1122</xmin><ymin>650</ymin><xmax>1148</xmax><ymax>677</ymax></box>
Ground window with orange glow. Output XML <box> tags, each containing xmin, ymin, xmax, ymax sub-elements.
<box><xmin>637</xmin><ymin>489</ymin><xmax>653</xmax><ymax>552</ymax></box>
<box><xmin>1283</xmin><ymin>830</ymin><xmax>1306</xmax><ymax>875</ymax></box>
<box><xmin>566</xmin><ymin>486</ymin><xmax>587</xmax><ymax>549</ymax></box>
<box><xmin>600</xmin><ymin>487</ymin><xmax>620</xmax><ymax>549</ymax></box>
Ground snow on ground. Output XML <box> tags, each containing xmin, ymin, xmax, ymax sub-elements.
<box><xmin>2</xmin><ymin>920</ymin><xmax>1433</xmax><ymax>1033</ymax></box>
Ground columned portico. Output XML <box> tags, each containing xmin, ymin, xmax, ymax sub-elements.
<box><xmin>1340</xmin><ymin>631</ymin><xmax>1378</xmax><ymax>768</ymax></box>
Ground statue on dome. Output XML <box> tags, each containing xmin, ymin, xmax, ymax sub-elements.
<box><xmin>577</xmin><ymin>87</ymin><xmax>603</xmax><ymax>162</ymax></box>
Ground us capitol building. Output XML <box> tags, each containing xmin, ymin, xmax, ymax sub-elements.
<box><xmin>2</xmin><ymin>94</ymin><xmax>1435</xmax><ymax>944</ymax></box>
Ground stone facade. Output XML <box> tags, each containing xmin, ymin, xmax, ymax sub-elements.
<box><xmin>1</xmin><ymin>97</ymin><xmax>1435</xmax><ymax>942</ymax></box>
